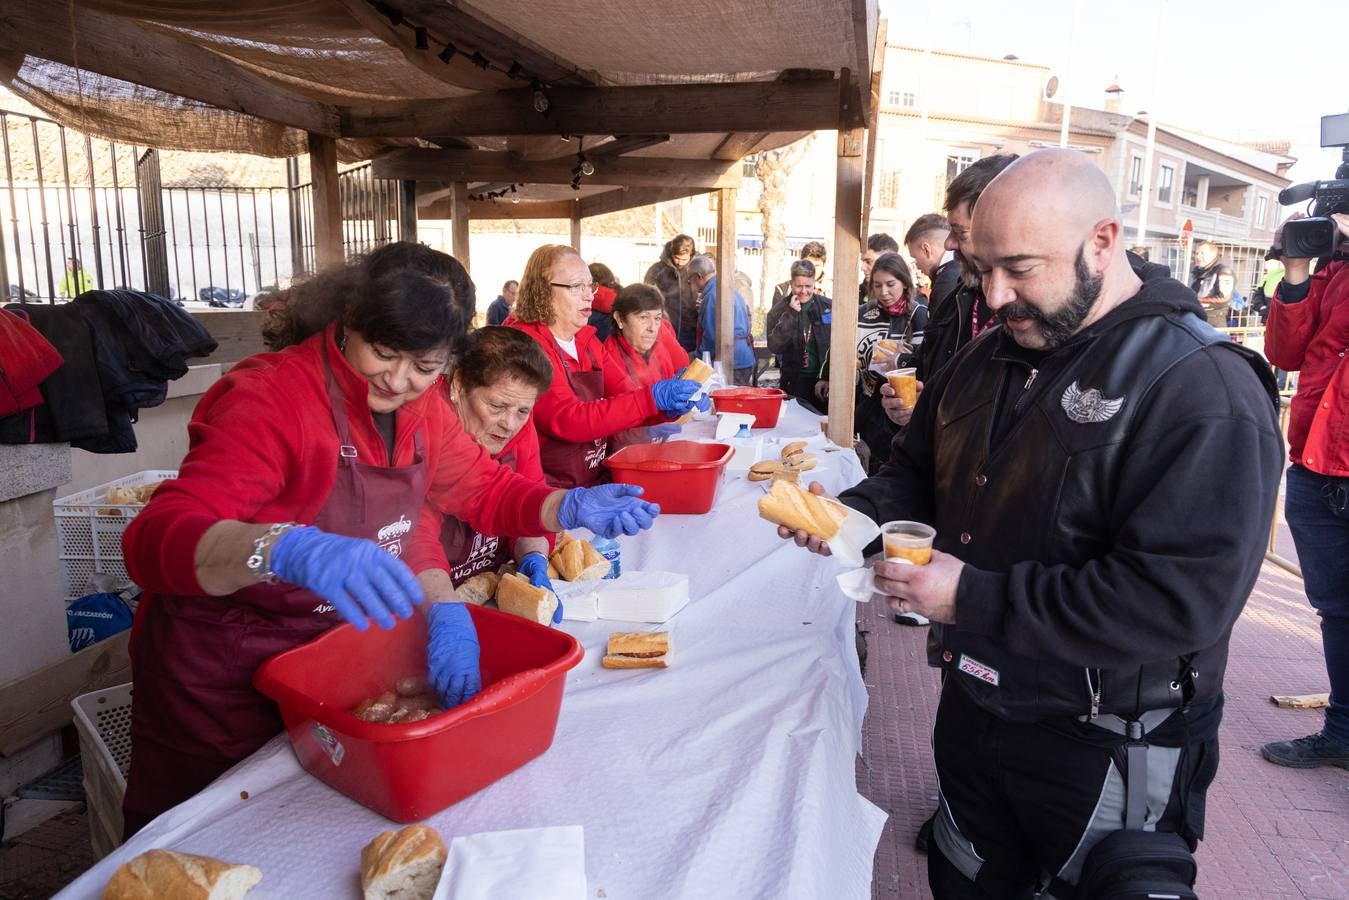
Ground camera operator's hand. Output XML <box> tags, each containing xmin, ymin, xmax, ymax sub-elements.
<box><xmin>1275</xmin><ymin>212</ymin><xmax>1313</xmax><ymax>284</ymax></box>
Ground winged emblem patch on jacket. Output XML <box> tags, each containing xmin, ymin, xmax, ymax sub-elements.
<box><xmin>1060</xmin><ymin>382</ymin><xmax>1124</xmax><ymax>424</ymax></box>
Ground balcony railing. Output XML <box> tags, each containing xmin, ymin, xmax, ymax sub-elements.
<box><xmin>1179</xmin><ymin>204</ymin><xmax>1253</xmax><ymax>241</ymax></box>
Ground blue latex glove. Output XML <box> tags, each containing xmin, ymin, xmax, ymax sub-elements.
<box><xmin>425</xmin><ymin>602</ymin><xmax>481</xmax><ymax>708</ymax></box>
<box><xmin>558</xmin><ymin>484</ymin><xmax>660</xmax><ymax>538</ymax></box>
<box><xmin>517</xmin><ymin>552</ymin><xmax>563</xmax><ymax>624</ymax></box>
<box><xmin>694</xmin><ymin>394</ymin><xmax>712</xmax><ymax>413</ymax></box>
<box><xmin>647</xmin><ymin>422</ymin><xmax>682</xmax><ymax>442</ymax></box>
<box><xmin>650</xmin><ymin>377</ymin><xmax>701</xmax><ymax>415</ymax></box>
<box><xmin>269</xmin><ymin>525</ymin><xmax>421</xmax><ymax>631</ymax></box>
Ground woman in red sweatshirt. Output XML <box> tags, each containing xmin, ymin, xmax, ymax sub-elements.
<box><xmin>405</xmin><ymin>326</ymin><xmax>560</xmax><ymax>606</ymax></box>
<box><xmin>119</xmin><ymin>245</ymin><xmax>659</xmax><ymax>836</ymax></box>
<box><xmin>507</xmin><ymin>244</ymin><xmax>705</xmax><ymax>487</ymax></box>
<box><xmin>605</xmin><ymin>283</ymin><xmax>685</xmax><ymax>388</ymax></box>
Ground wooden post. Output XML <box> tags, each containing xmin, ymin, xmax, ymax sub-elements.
<box><xmin>827</xmin><ymin>83</ymin><xmax>865</xmax><ymax>448</ymax></box>
<box><xmin>570</xmin><ymin>204</ymin><xmax>582</xmax><ymax>252</ymax></box>
<box><xmin>715</xmin><ymin>187</ymin><xmax>737</xmax><ymax>377</ymax></box>
<box><xmin>450</xmin><ymin>182</ymin><xmax>471</xmax><ymax>272</ymax></box>
<box><xmin>307</xmin><ymin>132</ymin><xmax>343</xmax><ymax>270</ymax></box>
<box><xmin>398</xmin><ymin>180</ymin><xmax>418</xmax><ymax>243</ymax></box>
<box><xmin>860</xmin><ymin>20</ymin><xmax>887</xmax><ymax>239</ymax></box>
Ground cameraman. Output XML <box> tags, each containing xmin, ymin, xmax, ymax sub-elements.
<box><xmin>1261</xmin><ymin>211</ymin><xmax>1349</xmax><ymax>770</ymax></box>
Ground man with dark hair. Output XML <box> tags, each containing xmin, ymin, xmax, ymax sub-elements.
<box><xmin>783</xmin><ymin>149</ymin><xmax>1282</xmax><ymax>899</ymax></box>
<box><xmin>916</xmin><ymin>153</ymin><xmax>1019</xmax><ymax>381</ymax></box>
<box><xmin>767</xmin><ymin>259</ymin><xmax>831</xmax><ymax>412</ymax></box>
<box><xmin>860</xmin><ymin>233</ymin><xmax>901</xmax><ymax>303</ymax></box>
<box><xmin>486</xmin><ymin>279</ymin><xmax>518</xmax><ymax>326</ymax></box>
<box><xmin>905</xmin><ymin>213</ymin><xmax>960</xmax><ymax>314</ymax></box>
<box><xmin>771</xmin><ymin>241</ymin><xmax>829</xmax><ymax>306</ymax></box>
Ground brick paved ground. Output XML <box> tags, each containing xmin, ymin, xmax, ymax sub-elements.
<box><xmin>858</xmin><ymin>561</ymin><xmax>1349</xmax><ymax>899</ymax></box>
<box><xmin>0</xmin><ymin>806</ymin><xmax>91</xmax><ymax>900</ymax></box>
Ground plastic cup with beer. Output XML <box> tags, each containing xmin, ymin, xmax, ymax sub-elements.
<box><xmin>886</xmin><ymin>367</ymin><xmax>918</xmax><ymax>408</ymax></box>
<box><xmin>881</xmin><ymin>520</ymin><xmax>936</xmax><ymax>566</ymax></box>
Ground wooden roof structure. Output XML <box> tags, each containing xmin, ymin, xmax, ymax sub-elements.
<box><xmin>0</xmin><ymin>0</ymin><xmax>883</xmax><ymax>443</ymax></box>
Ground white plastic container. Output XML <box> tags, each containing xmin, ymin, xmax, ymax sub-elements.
<box><xmin>53</xmin><ymin>470</ymin><xmax>176</xmax><ymax>600</ymax></box>
<box><xmin>71</xmin><ymin>683</ymin><xmax>133</xmax><ymax>860</ymax></box>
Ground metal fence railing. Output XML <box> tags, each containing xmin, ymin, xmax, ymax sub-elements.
<box><xmin>1</xmin><ymin>108</ymin><xmax>294</xmax><ymax>307</ymax></box>
<box><xmin>286</xmin><ymin>160</ymin><xmax>403</xmax><ymax>277</ymax></box>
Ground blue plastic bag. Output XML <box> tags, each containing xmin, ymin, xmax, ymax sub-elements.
<box><xmin>66</xmin><ymin>592</ymin><xmax>134</xmax><ymax>652</ymax></box>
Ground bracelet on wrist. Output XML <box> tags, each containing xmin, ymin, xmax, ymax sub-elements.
<box><xmin>246</xmin><ymin>522</ymin><xmax>296</xmax><ymax>584</ymax></box>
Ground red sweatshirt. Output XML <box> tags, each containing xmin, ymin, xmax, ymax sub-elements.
<box><xmin>1266</xmin><ymin>260</ymin><xmax>1349</xmax><ymax>475</ymax></box>
<box><xmin>604</xmin><ymin>331</ymin><xmax>682</xmax><ymax>389</ymax></box>
<box><xmin>505</xmin><ymin>317</ymin><xmax>657</xmax><ymax>443</ymax></box>
<box><xmin>123</xmin><ymin>325</ymin><xmax>556</xmax><ymax>595</ymax></box>
<box><xmin>404</xmin><ymin>415</ymin><xmax>550</xmax><ymax>575</ymax></box>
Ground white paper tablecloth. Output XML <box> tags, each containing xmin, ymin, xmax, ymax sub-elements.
<box><xmin>56</xmin><ymin>400</ymin><xmax>886</xmax><ymax>899</ymax></box>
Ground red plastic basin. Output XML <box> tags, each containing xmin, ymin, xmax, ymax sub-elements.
<box><xmin>253</xmin><ymin>605</ymin><xmax>583</xmax><ymax>822</ymax></box>
<box><xmin>709</xmin><ymin>387</ymin><xmax>788</xmax><ymax>428</ymax></box>
<box><xmin>603</xmin><ymin>440</ymin><xmax>733</xmax><ymax>514</ymax></box>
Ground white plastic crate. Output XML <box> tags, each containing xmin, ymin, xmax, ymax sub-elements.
<box><xmin>53</xmin><ymin>470</ymin><xmax>176</xmax><ymax>601</ymax></box>
<box><xmin>72</xmin><ymin>682</ymin><xmax>133</xmax><ymax>861</ymax></box>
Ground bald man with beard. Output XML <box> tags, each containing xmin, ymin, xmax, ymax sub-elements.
<box><xmin>782</xmin><ymin>150</ymin><xmax>1283</xmax><ymax>897</ymax></box>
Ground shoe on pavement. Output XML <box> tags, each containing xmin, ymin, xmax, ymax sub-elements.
<box><xmin>1260</xmin><ymin>732</ymin><xmax>1349</xmax><ymax>769</ymax></box>
<box><xmin>894</xmin><ymin>611</ymin><xmax>930</xmax><ymax>626</ymax></box>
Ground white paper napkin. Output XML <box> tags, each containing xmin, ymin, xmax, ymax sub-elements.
<box><xmin>434</xmin><ymin>826</ymin><xmax>586</xmax><ymax>900</ymax></box>
<box><xmin>828</xmin><ymin>507</ymin><xmax>880</xmax><ymax>569</ymax></box>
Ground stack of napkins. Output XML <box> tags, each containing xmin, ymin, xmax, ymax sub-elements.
<box><xmin>556</xmin><ymin>571</ymin><xmax>689</xmax><ymax>623</ymax></box>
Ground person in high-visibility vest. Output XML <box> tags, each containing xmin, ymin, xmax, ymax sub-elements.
<box><xmin>59</xmin><ymin>256</ymin><xmax>93</xmax><ymax>299</ymax></box>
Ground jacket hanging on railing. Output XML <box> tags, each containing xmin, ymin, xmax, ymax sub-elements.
<box><xmin>0</xmin><ymin>308</ymin><xmax>63</xmax><ymax>417</ymax></box>
<box><xmin>0</xmin><ymin>291</ymin><xmax>217</xmax><ymax>452</ymax></box>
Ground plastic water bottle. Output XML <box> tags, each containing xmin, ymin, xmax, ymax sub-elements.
<box><xmin>592</xmin><ymin>535</ymin><xmax>621</xmax><ymax>579</ymax></box>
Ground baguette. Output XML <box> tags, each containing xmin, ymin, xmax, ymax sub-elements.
<box><xmin>456</xmin><ymin>571</ymin><xmax>499</xmax><ymax>606</ymax></box>
<box><xmin>575</xmin><ymin>540</ymin><xmax>611</xmax><ymax>581</ymax></box>
<box><xmin>602</xmin><ymin>631</ymin><xmax>671</xmax><ymax>669</ymax></box>
<box><xmin>103</xmin><ymin>849</ymin><xmax>262</xmax><ymax>900</ymax></box>
<box><xmin>674</xmin><ymin>358</ymin><xmax>715</xmax><ymax>424</ymax></box>
<box><xmin>554</xmin><ymin>539</ymin><xmax>585</xmax><ymax>581</ymax></box>
<box><xmin>495</xmin><ymin>573</ymin><xmax>559</xmax><ymax>624</ymax></box>
<box><xmin>757</xmin><ymin>479</ymin><xmax>848</xmax><ymax>540</ymax></box>
<box><xmin>360</xmin><ymin>824</ymin><xmax>447</xmax><ymax>900</ymax></box>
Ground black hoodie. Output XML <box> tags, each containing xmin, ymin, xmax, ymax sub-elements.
<box><xmin>841</xmin><ymin>258</ymin><xmax>1283</xmax><ymax>734</ymax></box>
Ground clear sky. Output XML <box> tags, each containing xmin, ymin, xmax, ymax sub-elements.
<box><xmin>880</xmin><ymin>0</ymin><xmax>1346</xmax><ymax>194</ymax></box>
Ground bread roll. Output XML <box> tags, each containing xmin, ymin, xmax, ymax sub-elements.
<box><xmin>784</xmin><ymin>454</ymin><xmax>817</xmax><ymax>472</ymax></box>
<box><xmin>747</xmin><ymin>460</ymin><xmax>783</xmax><ymax>482</ymax></box>
<box><xmin>770</xmin><ymin>467</ymin><xmax>800</xmax><ymax>484</ymax></box>
<box><xmin>780</xmin><ymin>441</ymin><xmax>807</xmax><ymax>460</ymax></box>
<box><xmin>456</xmin><ymin>572</ymin><xmax>499</xmax><ymax>606</ymax></box>
<box><xmin>575</xmin><ymin>540</ymin><xmax>611</xmax><ymax>581</ymax></box>
<box><xmin>602</xmin><ymin>631</ymin><xmax>671</xmax><ymax>669</ymax></box>
<box><xmin>360</xmin><ymin>825</ymin><xmax>447</xmax><ymax>900</ymax></box>
<box><xmin>757</xmin><ymin>479</ymin><xmax>848</xmax><ymax>540</ymax></box>
<box><xmin>103</xmin><ymin>849</ymin><xmax>262</xmax><ymax>899</ymax></box>
<box><xmin>554</xmin><ymin>539</ymin><xmax>585</xmax><ymax>581</ymax></box>
<box><xmin>105</xmin><ymin>486</ymin><xmax>141</xmax><ymax>505</ymax></box>
<box><xmin>674</xmin><ymin>358</ymin><xmax>715</xmax><ymax>424</ymax></box>
<box><xmin>495</xmin><ymin>573</ymin><xmax>559</xmax><ymax>624</ymax></box>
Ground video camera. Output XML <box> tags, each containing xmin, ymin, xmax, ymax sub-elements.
<box><xmin>1277</xmin><ymin>112</ymin><xmax>1349</xmax><ymax>259</ymax></box>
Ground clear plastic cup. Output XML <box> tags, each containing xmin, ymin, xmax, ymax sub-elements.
<box><xmin>881</xmin><ymin>520</ymin><xmax>935</xmax><ymax>565</ymax></box>
<box><xmin>885</xmin><ymin>367</ymin><xmax>918</xmax><ymax>408</ymax></box>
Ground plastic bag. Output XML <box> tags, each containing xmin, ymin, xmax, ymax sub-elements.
<box><xmin>66</xmin><ymin>592</ymin><xmax>134</xmax><ymax>652</ymax></box>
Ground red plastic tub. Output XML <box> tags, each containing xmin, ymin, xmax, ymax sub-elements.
<box><xmin>710</xmin><ymin>387</ymin><xmax>788</xmax><ymax>428</ymax></box>
<box><xmin>253</xmin><ymin>605</ymin><xmax>583</xmax><ymax>822</ymax></box>
<box><xmin>603</xmin><ymin>440</ymin><xmax>733</xmax><ymax>514</ymax></box>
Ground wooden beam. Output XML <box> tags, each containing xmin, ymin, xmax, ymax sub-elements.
<box><xmin>827</xmin><ymin>81</ymin><xmax>865</xmax><ymax>447</ymax></box>
<box><xmin>570</xmin><ymin>205</ymin><xmax>582</xmax><ymax>252</ymax></box>
<box><xmin>342</xmin><ymin>80</ymin><xmax>841</xmax><ymax>138</ymax></box>
<box><xmin>399</xmin><ymin>180</ymin><xmax>418</xmax><ymax>243</ymax></box>
<box><xmin>848</xmin><ymin>0</ymin><xmax>877</xmax><ymax>127</ymax></box>
<box><xmin>589</xmin><ymin>135</ymin><xmax>671</xmax><ymax>157</ymax></box>
<box><xmin>338</xmin><ymin>0</ymin><xmax>596</xmax><ymax>88</ymax></box>
<box><xmin>0</xmin><ymin>1</ymin><xmax>339</xmax><ymax>136</ymax></box>
<box><xmin>861</xmin><ymin>20</ymin><xmax>888</xmax><ymax>238</ymax></box>
<box><xmin>712</xmin><ymin>133</ymin><xmax>769</xmax><ymax>162</ymax></box>
<box><xmin>308</xmin><ymin>133</ymin><xmax>344</xmax><ymax>271</ymax></box>
<box><xmin>0</xmin><ymin>632</ymin><xmax>129</xmax><ymax>757</ymax></box>
<box><xmin>451</xmin><ymin>183</ymin><xmax>471</xmax><ymax>272</ymax></box>
<box><xmin>371</xmin><ymin>149</ymin><xmax>740</xmax><ymax>189</ymax></box>
<box><xmin>715</xmin><ymin>188</ymin><xmax>738</xmax><ymax>377</ymax></box>
<box><xmin>578</xmin><ymin>186</ymin><xmax>708</xmax><ymax>219</ymax></box>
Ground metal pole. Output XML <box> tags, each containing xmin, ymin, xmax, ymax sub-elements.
<box><xmin>57</xmin><ymin>123</ymin><xmax>80</xmax><ymax>294</ymax></box>
<box><xmin>109</xmin><ymin>142</ymin><xmax>129</xmax><ymax>288</ymax></box>
<box><xmin>165</xmin><ymin>188</ymin><xmax>183</xmax><ymax>299</ymax></box>
<box><xmin>30</xmin><ymin>119</ymin><xmax>57</xmax><ymax>302</ymax></box>
<box><xmin>1</xmin><ymin>114</ymin><xmax>27</xmax><ymax>298</ymax></box>
<box><xmin>85</xmin><ymin>134</ymin><xmax>104</xmax><ymax>288</ymax></box>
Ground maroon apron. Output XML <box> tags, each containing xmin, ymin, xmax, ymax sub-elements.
<box><xmin>441</xmin><ymin>447</ymin><xmax>515</xmax><ymax>586</ymax></box>
<box><xmin>122</xmin><ymin>345</ymin><xmax>428</xmax><ymax>837</ymax></box>
<box><xmin>538</xmin><ymin>341</ymin><xmax>610</xmax><ymax>489</ymax></box>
